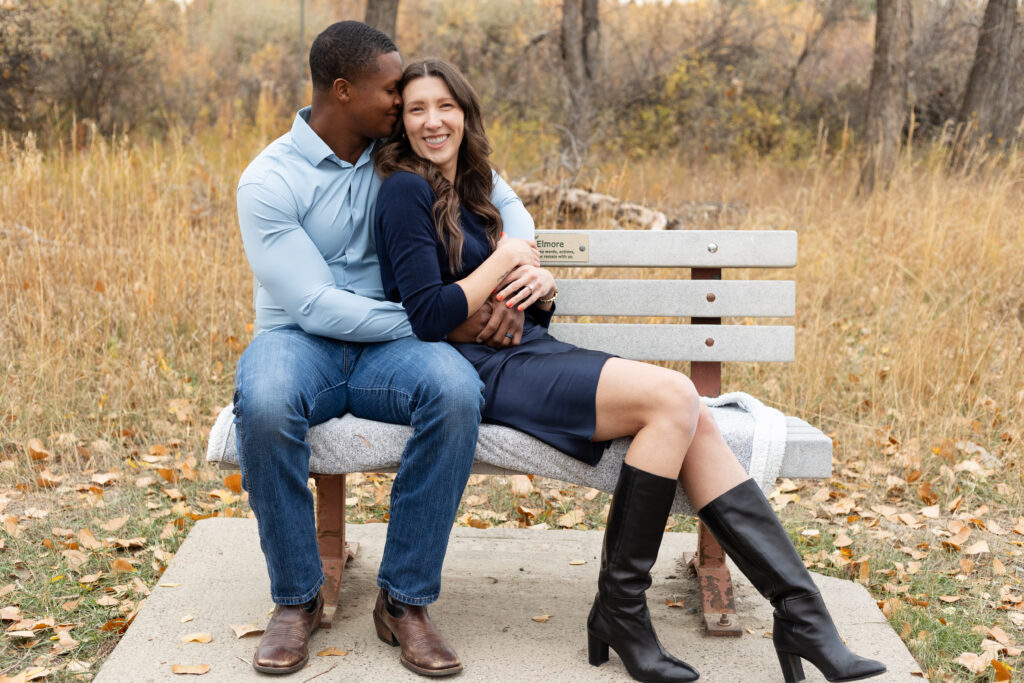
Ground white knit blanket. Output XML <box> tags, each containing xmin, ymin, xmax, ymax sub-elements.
<box><xmin>206</xmin><ymin>392</ymin><xmax>787</xmax><ymax>515</ymax></box>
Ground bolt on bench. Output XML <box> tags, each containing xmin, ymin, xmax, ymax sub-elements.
<box><xmin>206</xmin><ymin>229</ymin><xmax>832</xmax><ymax>636</ymax></box>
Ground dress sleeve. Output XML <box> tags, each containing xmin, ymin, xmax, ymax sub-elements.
<box><xmin>490</xmin><ymin>170</ymin><xmax>534</xmax><ymax>239</ymax></box>
<box><xmin>237</xmin><ymin>175</ymin><xmax>412</xmax><ymax>341</ymax></box>
<box><xmin>375</xmin><ymin>173</ymin><xmax>470</xmax><ymax>342</ymax></box>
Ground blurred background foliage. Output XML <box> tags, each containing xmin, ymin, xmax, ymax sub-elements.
<box><xmin>1</xmin><ymin>0</ymin><xmax>1020</xmax><ymax>162</ymax></box>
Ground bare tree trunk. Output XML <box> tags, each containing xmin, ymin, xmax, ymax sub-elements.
<box><xmin>559</xmin><ymin>0</ymin><xmax>600</xmax><ymax>176</ymax></box>
<box><xmin>860</xmin><ymin>0</ymin><xmax>912</xmax><ymax>193</ymax></box>
<box><xmin>365</xmin><ymin>0</ymin><xmax>400</xmax><ymax>40</ymax></box>
<box><xmin>958</xmin><ymin>0</ymin><xmax>1021</xmax><ymax>145</ymax></box>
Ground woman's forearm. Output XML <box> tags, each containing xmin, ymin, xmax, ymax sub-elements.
<box><xmin>454</xmin><ymin>249</ymin><xmax>520</xmax><ymax>314</ymax></box>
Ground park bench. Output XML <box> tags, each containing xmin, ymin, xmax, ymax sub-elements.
<box><xmin>205</xmin><ymin>228</ymin><xmax>832</xmax><ymax>637</ymax></box>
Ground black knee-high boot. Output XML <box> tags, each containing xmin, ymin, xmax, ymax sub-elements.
<box><xmin>697</xmin><ymin>479</ymin><xmax>886</xmax><ymax>683</ymax></box>
<box><xmin>587</xmin><ymin>463</ymin><xmax>700</xmax><ymax>682</ymax></box>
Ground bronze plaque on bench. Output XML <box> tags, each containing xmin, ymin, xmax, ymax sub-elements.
<box><xmin>537</xmin><ymin>234</ymin><xmax>590</xmax><ymax>263</ymax></box>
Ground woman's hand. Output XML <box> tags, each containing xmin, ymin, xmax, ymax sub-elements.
<box><xmin>495</xmin><ymin>235</ymin><xmax>540</xmax><ymax>269</ymax></box>
<box><xmin>496</xmin><ymin>265</ymin><xmax>556</xmax><ymax>311</ymax></box>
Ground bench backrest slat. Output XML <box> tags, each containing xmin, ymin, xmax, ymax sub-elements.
<box><xmin>547</xmin><ymin>323</ymin><xmax>795</xmax><ymax>362</ymax></box>
<box><xmin>553</xmin><ymin>280</ymin><xmax>795</xmax><ymax>317</ymax></box>
<box><xmin>536</xmin><ymin>230</ymin><xmax>797</xmax><ymax>268</ymax></box>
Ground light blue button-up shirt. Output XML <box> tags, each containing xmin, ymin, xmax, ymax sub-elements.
<box><xmin>237</xmin><ymin>107</ymin><xmax>535</xmax><ymax>341</ymax></box>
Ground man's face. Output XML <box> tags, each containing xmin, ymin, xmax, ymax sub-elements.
<box><xmin>348</xmin><ymin>51</ymin><xmax>403</xmax><ymax>141</ymax></box>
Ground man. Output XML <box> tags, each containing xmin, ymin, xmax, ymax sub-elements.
<box><xmin>234</xmin><ymin>21</ymin><xmax>534</xmax><ymax>676</ymax></box>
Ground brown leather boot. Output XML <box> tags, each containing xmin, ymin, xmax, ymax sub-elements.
<box><xmin>252</xmin><ymin>592</ymin><xmax>323</xmax><ymax>674</ymax></box>
<box><xmin>373</xmin><ymin>588</ymin><xmax>462</xmax><ymax>677</ymax></box>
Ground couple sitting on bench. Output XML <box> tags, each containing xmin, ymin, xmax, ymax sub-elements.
<box><xmin>232</xmin><ymin>20</ymin><xmax>886</xmax><ymax>683</ymax></box>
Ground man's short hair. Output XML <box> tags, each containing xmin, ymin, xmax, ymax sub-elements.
<box><xmin>309</xmin><ymin>21</ymin><xmax>398</xmax><ymax>91</ymax></box>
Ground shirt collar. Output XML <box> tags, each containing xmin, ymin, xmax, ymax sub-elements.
<box><xmin>291</xmin><ymin>107</ymin><xmax>378</xmax><ymax>169</ymax></box>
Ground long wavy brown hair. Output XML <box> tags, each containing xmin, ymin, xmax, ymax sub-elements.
<box><xmin>375</xmin><ymin>58</ymin><xmax>502</xmax><ymax>272</ymax></box>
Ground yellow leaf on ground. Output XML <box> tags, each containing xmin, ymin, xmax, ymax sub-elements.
<box><xmin>568</xmin><ymin>559</ymin><xmax>586</xmax><ymax>566</ymax></box>
<box><xmin>223</xmin><ymin>473</ymin><xmax>243</xmax><ymax>494</ymax></box>
<box><xmin>171</xmin><ymin>664</ymin><xmax>210</xmax><ymax>675</ymax></box>
<box><xmin>182</xmin><ymin>633</ymin><xmax>212</xmax><ymax>644</ymax></box>
<box><xmin>230</xmin><ymin>622</ymin><xmax>264</xmax><ymax>639</ymax></box>
<box><xmin>317</xmin><ymin>647</ymin><xmax>348</xmax><ymax>657</ymax></box>
<box><xmin>960</xmin><ymin>558</ymin><xmax>975</xmax><ymax>575</ymax></box>
<box><xmin>531</xmin><ymin>614</ymin><xmax>551</xmax><ymax>623</ymax></box>
<box><xmin>665</xmin><ymin>599</ymin><xmax>685</xmax><ymax>608</ymax></box>
<box><xmin>833</xmin><ymin>533</ymin><xmax>853</xmax><ymax>548</ymax></box>
<box><xmin>919</xmin><ymin>505</ymin><xmax>940</xmax><ymax>519</ymax></box>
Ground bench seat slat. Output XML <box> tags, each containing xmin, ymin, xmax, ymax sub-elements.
<box><xmin>546</xmin><ymin>323</ymin><xmax>795</xmax><ymax>362</ymax></box>
<box><xmin>537</xmin><ymin>230</ymin><xmax>797</xmax><ymax>268</ymax></box>
<box><xmin>206</xmin><ymin>406</ymin><xmax>832</xmax><ymax>516</ymax></box>
<box><xmin>553</xmin><ymin>280</ymin><xmax>795</xmax><ymax>317</ymax></box>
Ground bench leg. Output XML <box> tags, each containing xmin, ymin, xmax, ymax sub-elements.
<box><xmin>685</xmin><ymin>521</ymin><xmax>742</xmax><ymax>636</ymax></box>
<box><xmin>313</xmin><ymin>474</ymin><xmax>350</xmax><ymax>628</ymax></box>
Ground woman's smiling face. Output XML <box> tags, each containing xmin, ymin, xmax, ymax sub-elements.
<box><xmin>401</xmin><ymin>76</ymin><xmax>465</xmax><ymax>182</ymax></box>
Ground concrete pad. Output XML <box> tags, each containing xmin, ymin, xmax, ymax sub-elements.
<box><xmin>96</xmin><ymin>519</ymin><xmax>922</xmax><ymax>682</ymax></box>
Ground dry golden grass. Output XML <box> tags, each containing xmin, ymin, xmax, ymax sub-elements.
<box><xmin>1</xmin><ymin>116</ymin><xmax>1023</xmax><ymax>679</ymax></box>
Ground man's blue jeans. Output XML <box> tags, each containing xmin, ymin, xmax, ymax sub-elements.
<box><xmin>233</xmin><ymin>327</ymin><xmax>483</xmax><ymax>606</ymax></box>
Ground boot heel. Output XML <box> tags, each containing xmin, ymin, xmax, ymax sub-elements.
<box><xmin>777</xmin><ymin>651</ymin><xmax>805</xmax><ymax>683</ymax></box>
<box><xmin>373</xmin><ymin>612</ymin><xmax>399</xmax><ymax>647</ymax></box>
<box><xmin>587</xmin><ymin>632</ymin><xmax>609</xmax><ymax>666</ymax></box>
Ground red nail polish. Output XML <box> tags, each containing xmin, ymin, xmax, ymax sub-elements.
<box><xmin>496</xmin><ymin>294</ymin><xmax>503</xmax><ymax>301</ymax></box>
<box><xmin>517</xmin><ymin>305</ymin><xmax>524</xmax><ymax>311</ymax></box>
<box><xmin>506</xmin><ymin>302</ymin><xmax>512</xmax><ymax>308</ymax></box>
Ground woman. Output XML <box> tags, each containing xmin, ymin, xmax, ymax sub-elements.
<box><xmin>373</xmin><ymin>58</ymin><xmax>885</xmax><ymax>683</ymax></box>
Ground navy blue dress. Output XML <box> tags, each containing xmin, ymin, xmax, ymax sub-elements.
<box><xmin>375</xmin><ymin>172</ymin><xmax>612</xmax><ymax>465</ymax></box>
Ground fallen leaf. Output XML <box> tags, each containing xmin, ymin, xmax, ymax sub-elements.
<box><xmin>158</xmin><ymin>582</ymin><xmax>181</xmax><ymax>588</ymax></box>
<box><xmin>965</xmin><ymin>540</ymin><xmax>990</xmax><ymax>555</ymax></box>
<box><xmin>993</xmin><ymin>557</ymin><xmax>1007</xmax><ymax>575</ymax></box>
<box><xmin>955</xmin><ymin>652</ymin><xmax>987</xmax><ymax>674</ymax></box>
<box><xmin>96</xmin><ymin>595</ymin><xmax>119</xmax><ymax>607</ymax></box>
<box><xmin>939</xmin><ymin>595</ymin><xmax>963</xmax><ymax>603</ymax></box>
<box><xmin>61</xmin><ymin>599</ymin><xmax>81</xmax><ymax>611</ymax></box>
<box><xmin>509</xmin><ymin>475</ymin><xmax>534</xmax><ymax>497</ymax></box>
<box><xmin>987</xmin><ymin>626</ymin><xmax>1012</xmax><ymax>645</ymax></box>
<box><xmin>463</xmin><ymin>494</ymin><xmax>488</xmax><ymax>507</ymax></box>
<box><xmin>943</xmin><ymin>527</ymin><xmax>971</xmax><ymax>551</ymax></box>
<box><xmin>583</xmin><ymin>488</ymin><xmax>600</xmax><ymax>501</ymax></box>
<box><xmin>920</xmin><ymin>505</ymin><xmax>940</xmax><ymax>519</ymax></box>
<box><xmin>182</xmin><ymin>632</ymin><xmax>212</xmax><ymax>644</ymax></box>
<box><xmin>91</xmin><ymin>472</ymin><xmax>119</xmax><ymax>486</ymax></box>
<box><xmin>35</xmin><ymin>469</ymin><xmax>64</xmax><ymax>488</ymax></box>
<box><xmin>317</xmin><ymin>647</ymin><xmax>348</xmax><ymax>657</ymax></box>
<box><xmin>79</xmin><ymin>572</ymin><xmax>102</xmax><ymax>584</ymax></box>
<box><xmin>158</xmin><ymin>468</ymin><xmax>178</xmax><ymax>484</ymax></box>
<box><xmin>26</xmin><ymin>438</ymin><xmax>52</xmax><ymax>460</ymax></box>
<box><xmin>54</xmin><ymin>626</ymin><xmax>78</xmax><ymax>650</ymax></box>
<box><xmin>531</xmin><ymin>614</ymin><xmax>551</xmax><ymax>623</ymax></box>
<box><xmin>100</xmin><ymin>617</ymin><xmax>126</xmax><ymax>632</ymax></box>
<box><xmin>992</xmin><ymin>660</ymin><xmax>1014</xmax><ymax>682</ymax></box>
<box><xmin>223</xmin><ymin>473</ymin><xmax>243</xmax><ymax>494</ymax></box>
<box><xmin>101</xmin><ymin>515</ymin><xmax>129</xmax><ymax>532</ymax></box>
<box><xmin>0</xmin><ymin>605</ymin><xmax>22</xmax><ymax>621</ymax></box>
<box><xmin>833</xmin><ymin>533</ymin><xmax>853</xmax><ymax>548</ymax></box>
<box><xmin>665</xmin><ymin>599</ymin><xmax>685</xmax><ymax>608</ymax></box>
<box><xmin>111</xmin><ymin>558</ymin><xmax>135</xmax><ymax>573</ymax></box>
<box><xmin>960</xmin><ymin>558</ymin><xmax>975</xmax><ymax>575</ymax></box>
<box><xmin>162</xmin><ymin>488</ymin><xmax>185</xmax><ymax>501</ymax></box>
<box><xmin>557</xmin><ymin>509</ymin><xmax>585</xmax><ymax>528</ymax></box>
<box><xmin>61</xmin><ymin>549</ymin><xmax>89</xmax><ymax>570</ymax></box>
<box><xmin>78</xmin><ymin>528</ymin><xmax>102</xmax><ymax>550</ymax></box>
<box><xmin>170</xmin><ymin>664</ymin><xmax>210</xmax><ymax>675</ymax></box>
<box><xmin>230</xmin><ymin>622</ymin><xmax>264</xmax><ymax>638</ymax></box>
<box><xmin>568</xmin><ymin>559</ymin><xmax>586</xmax><ymax>566</ymax></box>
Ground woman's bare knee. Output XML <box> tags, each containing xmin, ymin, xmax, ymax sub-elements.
<box><xmin>650</xmin><ymin>372</ymin><xmax>701</xmax><ymax>439</ymax></box>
